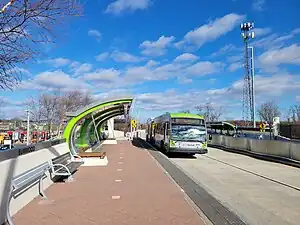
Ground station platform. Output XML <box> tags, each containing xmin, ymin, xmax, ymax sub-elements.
<box><xmin>12</xmin><ymin>140</ymin><xmax>205</xmax><ymax>225</ymax></box>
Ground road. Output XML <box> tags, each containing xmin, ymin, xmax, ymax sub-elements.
<box><xmin>169</xmin><ymin>147</ymin><xmax>300</xmax><ymax>225</ymax></box>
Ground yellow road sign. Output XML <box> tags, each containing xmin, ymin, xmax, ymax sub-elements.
<box><xmin>131</xmin><ymin>119</ymin><xmax>137</xmax><ymax>128</ymax></box>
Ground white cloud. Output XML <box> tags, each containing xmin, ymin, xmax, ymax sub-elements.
<box><xmin>258</xmin><ymin>44</ymin><xmax>300</xmax><ymax>70</ymax></box>
<box><xmin>210</xmin><ymin>44</ymin><xmax>239</xmax><ymax>57</ymax></box>
<box><xmin>174</xmin><ymin>53</ymin><xmax>199</xmax><ymax>63</ymax></box>
<box><xmin>252</xmin><ymin>0</ymin><xmax>265</xmax><ymax>11</ymax></box>
<box><xmin>111</xmin><ymin>51</ymin><xmax>142</xmax><ymax>62</ymax></box>
<box><xmin>88</xmin><ymin>29</ymin><xmax>102</xmax><ymax>41</ymax></box>
<box><xmin>252</xmin><ymin>27</ymin><xmax>271</xmax><ymax>37</ymax></box>
<box><xmin>95</xmin><ymin>52</ymin><xmax>110</xmax><ymax>61</ymax></box>
<box><xmin>145</xmin><ymin>60</ymin><xmax>160</xmax><ymax>67</ymax></box>
<box><xmin>105</xmin><ymin>0</ymin><xmax>152</xmax><ymax>15</ymax></box>
<box><xmin>72</xmin><ymin>63</ymin><xmax>93</xmax><ymax>76</ymax></box>
<box><xmin>252</xmin><ymin>28</ymin><xmax>300</xmax><ymax>50</ymax></box>
<box><xmin>17</xmin><ymin>70</ymin><xmax>90</xmax><ymax>91</ymax></box>
<box><xmin>175</xmin><ymin>13</ymin><xmax>245</xmax><ymax>50</ymax></box>
<box><xmin>185</xmin><ymin>61</ymin><xmax>224</xmax><ymax>76</ymax></box>
<box><xmin>85</xmin><ymin>57</ymin><xmax>223</xmax><ymax>90</ymax></box>
<box><xmin>296</xmin><ymin>96</ymin><xmax>300</xmax><ymax>102</ymax></box>
<box><xmin>140</xmin><ymin>35</ymin><xmax>175</xmax><ymax>56</ymax></box>
<box><xmin>42</xmin><ymin>58</ymin><xmax>71</xmax><ymax>67</ymax></box>
<box><xmin>83</xmin><ymin>68</ymin><xmax>120</xmax><ymax>82</ymax></box>
<box><xmin>228</xmin><ymin>62</ymin><xmax>243</xmax><ymax>72</ymax></box>
<box><xmin>95</xmin><ymin>51</ymin><xmax>142</xmax><ymax>62</ymax></box>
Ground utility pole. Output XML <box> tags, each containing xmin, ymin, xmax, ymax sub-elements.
<box><xmin>26</xmin><ymin>109</ymin><xmax>30</xmax><ymax>145</ymax></box>
<box><xmin>240</xmin><ymin>22</ymin><xmax>255</xmax><ymax>127</ymax></box>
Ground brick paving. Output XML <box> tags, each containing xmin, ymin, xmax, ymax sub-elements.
<box><xmin>12</xmin><ymin>141</ymin><xmax>205</xmax><ymax>225</ymax></box>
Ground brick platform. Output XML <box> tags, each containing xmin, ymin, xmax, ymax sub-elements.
<box><xmin>12</xmin><ymin>141</ymin><xmax>205</xmax><ymax>225</ymax></box>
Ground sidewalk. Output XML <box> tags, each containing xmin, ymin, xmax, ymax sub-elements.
<box><xmin>12</xmin><ymin>141</ymin><xmax>205</xmax><ymax>225</ymax></box>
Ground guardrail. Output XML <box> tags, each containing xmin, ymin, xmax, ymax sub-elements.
<box><xmin>0</xmin><ymin>138</ymin><xmax>69</xmax><ymax>225</ymax></box>
<box><xmin>208</xmin><ymin>135</ymin><xmax>300</xmax><ymax>166</ymax></box>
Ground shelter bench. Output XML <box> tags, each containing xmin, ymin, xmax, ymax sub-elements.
<box><xmin>49</xmin><ymin>152</ymin><xmax>83</xmax><ymax>182</ymax></box>
<box><xmin>6</xmin><ymin>162</ymin><xmax>50</xmax><ymax>225</ymax></box>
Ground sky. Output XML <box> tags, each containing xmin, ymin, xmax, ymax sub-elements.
<box><xmin>0</xmin><ymin>0</ymin><xmax>300</xmax><ymax>122</ymax></box>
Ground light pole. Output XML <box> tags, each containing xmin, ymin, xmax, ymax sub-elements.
<box><xmin>25</xmin><ymin>109</ymin><xmax>30</xmax><ymax>145</ymax></box>
<box><xmin>248</xmin><ymin>46</ymin><xmax>256</xmax><ymax>128</ymax></box>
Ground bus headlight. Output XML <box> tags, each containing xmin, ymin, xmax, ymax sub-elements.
<box><xmin>170</xmin><ymin>140</ymin><xmax>175</xmax><ymax>147</ymax></box>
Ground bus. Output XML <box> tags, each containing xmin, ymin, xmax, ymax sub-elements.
<box><xmin>146</xmin><ymin>113</ymin><xmax>208</xmax><ymax>155</ymax></box>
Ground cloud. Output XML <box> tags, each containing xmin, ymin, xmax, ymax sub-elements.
<box><xmin>95</xmin><ymin>52</ymin><xmax>110</xmax><ymax>61</ymax></box>
<box><xmin>71</xmin><ymin>63</ymin><xmax>93</xmax><ymax>76</ymax></box>
<box><xmin>228</xmin><ymin>62</ymin><xmax>243</xmax><ymax>72</ymax></box>
<box><xmin>145</xmin><ymin>60</ymin><xmax>160</xmax><ymax>67</ymax></box>
<box><xmin>185</xmin><ymin>61</ymin><xmax>224</xmax><ymax>76</ymax></box>
<box><xmin>140</xmin><ymin>35</ymin><xmax>175</xmax><ymax>56</ymax></box>
<box><xmin>252</xmin><ymin>0</ymin><xmax>265</xmax><ymax>11</ymax></box>
<box><xmin>175</xmin><ymin>13</ymin><xmax>245</xmax><ymax>50</ymax></box>
<box><xmin>208</xmin><ymin>72</ymin><xmax>300</xmax><ymax>104</ymax></box>
<box><xmin>87</xmin><ymin>57</ymin><xmax>223</xmax><ymax>91</ymax></box>
<box><xmin>42</xmin><ymin>58</ymin><xmax>71</xmax><ymax>67</ymax></box>
<box><xmin>88</xmin><ymin>29</ymin><xmax>102</xmax><ymax>41</ymax></box>
<box><xmin>111</xmin><ymin>51</ymin><xmax>143</xmax><ymax>62</ymax></box>
<box><xmin>210</xmin><ymin>44</ymin><xmax>239</xmax><ymax>57</ymax></box>
<box><xmin>83</xmin><ymin>68</ymin><xmax>121</xmax><ymax>82</ymax></box>
<box><xmin>252</xmin><ymin>28</ymin><xmax>300</xmax><ymax>50</ymax></box>
<box><xmin>105</xmin><ymin>0</ymin><xmax>152</xmax><ymax>15</ymax></box>
<box><xmin>258</xmin><ymin>44</ymin><xmax>300</xmax><ymax>71</ymax></box>
<box><xmin>95</xmin><ymin>51</ymin><xmax>142</xmax><ymax>62</ymax></box>
<box><xmin>174</xmin><ymin>53</ymin><xmax>199</xmax><ymax>63</ymax></box>
<box><xmin>17</xmin><ymin>70</ymin><xmax>90</xmax><ymax>91</ymax></box>
<box><xmin>296</xmin><ymin>96</ymin><xmax>300</xmax><ymax>102</ymax></box>
<box><xmin>252</xmin><ymin>27</ymin><xmax>271</xmax><ymax>37</ymax></box>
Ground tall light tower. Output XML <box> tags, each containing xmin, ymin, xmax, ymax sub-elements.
<box><xmin>240</xmin><ymin>22</ymin><xmax>255</xmax><ymax>127</ymax></box>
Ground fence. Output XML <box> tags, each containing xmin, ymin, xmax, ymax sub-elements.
<box><xmin>280</xmin><ymin>123</ymin><xmax>300</xmax><ymax>139</ymax></box>
<box><xmin>209</xmin><ymin>135</ymin><xmax>300</xmax><ymax>162</ymax></box>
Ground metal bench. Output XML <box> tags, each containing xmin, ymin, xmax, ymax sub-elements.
<box><xmin>6</xmin><ymin>162</ymin><xmax>50</xmax><ymax>225</ymax></box>
<box><xmin>49</xmin><ymin>152</ymin><xmax>83</xmax><ymax>182</ymax></box>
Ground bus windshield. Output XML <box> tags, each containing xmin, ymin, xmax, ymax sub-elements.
<box><xmin>171</xmin><ymin>124</ymin><xmax>206</xmax><ymax>142</ymax></box>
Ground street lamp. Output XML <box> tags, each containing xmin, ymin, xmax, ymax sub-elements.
<box><xmin>25</xmin><ymin>109</ymin><xmax>34</xmax><ymax>145</ymax></box>
<box><xmin>25</xmin><ymin>109</ymin><xmax>30</xmax><ymax>145</ymax></box>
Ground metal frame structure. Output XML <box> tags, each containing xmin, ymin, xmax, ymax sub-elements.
<box><xmin>63</xmin><ymin>97</ymin><xmax>133</xmax><ymax>155</ymax></box>
<box><xmin>241</xmin><ymin>22</ymin><xmax>255</xmax><ymax>127</ymax></box>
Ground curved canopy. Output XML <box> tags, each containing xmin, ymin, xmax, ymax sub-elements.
<box><xmin>63</xmin><ymin>97</ymin><xmax>133</xmax><ymax>154</ymax></box>
<box><xmin>206</xmin><ymin>121</ymin><xmax>236</xmax><ymax>131</ymax></box>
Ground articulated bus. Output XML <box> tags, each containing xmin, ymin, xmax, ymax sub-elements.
<box><xmin>146</xmin><ymin>113</ymin><xmax>208</xmax><ymax>155</ymax></box>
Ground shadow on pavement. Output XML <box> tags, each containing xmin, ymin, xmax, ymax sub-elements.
<box><xmin>131</xmin><ymin>138</ymin><xmax>197</xmax><ymax>159</ymax></box>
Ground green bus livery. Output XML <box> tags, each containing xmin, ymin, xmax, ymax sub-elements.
<box><xmin>146</xmin><ymin>112</ymin><xmax>208</xmax><ymax>155</ymax></box>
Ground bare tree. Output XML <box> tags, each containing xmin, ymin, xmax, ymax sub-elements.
<box><xmin>39</xmin><ymin>93</ymin><xmax>59</xmax><ymax>134</ymax></box>
<box><xmin>0</xmin><ymin>0</ymin><xmax>82</xmax><ymax>90</ymax></box>
<box><xmin>195</xmin><ymin>103</ymin><xmax>223</xmax><ymax>122</ymax></box>
<box><xmin>288</xmin><ymin>104</ymin><xmax>300</xmax><ymax>122</ymax></box>
<box><xmin>25</xmin><ymin>95</ymin><xmax>43</xmax><ymax>130</ymax></box>
<box><xmin>55</xmin><ymin>90</ymin><xmax>93</xmax><ymax>135</ymax></box>
<box><xmin>257</xmin><ymin>100</ymin><xmax>281</xmax><ymax>125</ymax></box>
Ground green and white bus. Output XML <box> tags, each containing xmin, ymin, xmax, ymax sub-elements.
<box><xmin>146</xmin><ymin>113</ymin><xmax>208</xmax><ymax>155</ymax></box>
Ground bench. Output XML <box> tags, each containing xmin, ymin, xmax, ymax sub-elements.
<box><xmin>49</xmin><ymin>152</ymin><xmax>83</xmax><ymax>182</ymax></box>
<box><xmin>6</xmin><ymin>162</ymin><xmax>50</xmax><ymax>225</ymax></box>
<box><xmin>78</xmin><ymin>152</ymin><xmax>106</xmax><ymax>159</ymax></box>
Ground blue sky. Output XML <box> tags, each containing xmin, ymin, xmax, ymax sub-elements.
<box><xmin>1</xmin><ymin>0</ymin><xmax>300</xmax><ymax>121</ymax></box>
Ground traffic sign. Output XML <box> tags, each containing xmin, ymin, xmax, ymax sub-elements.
<box><xmin>131</xmin><ymin>119</ymin><xmax>137</xmax><ymax>128</ymax></box>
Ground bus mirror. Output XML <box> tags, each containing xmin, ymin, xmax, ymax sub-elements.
<box><xmin>208</xmin><ymin>134</ymin><xmax>212</xmax><ymax>141</ymax></box>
